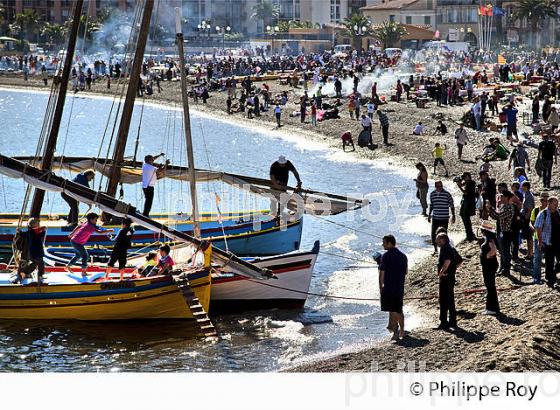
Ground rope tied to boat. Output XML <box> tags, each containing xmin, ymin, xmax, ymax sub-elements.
<box><xmin>246</xmin><ymin>279</ymin><xmax>523</xmax><ymax>302</ymax></box>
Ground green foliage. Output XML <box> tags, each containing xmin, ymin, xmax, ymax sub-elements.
<box><xmin>251</xmin><ymin>0</ymin><xmax>280</xmax><ymax>32</ymax></box>
<box><xmin>41</xmin><ymin>22</ymin><xmax>67</xmax><ymax>48</ymax></box>
<box><xmin>371</xmin><ymin>20</ymin><xmax>408</xmax><ymax>48</ymax></box>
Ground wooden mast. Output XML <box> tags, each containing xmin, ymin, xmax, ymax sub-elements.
<box><xmin>103</xmin><ymin>0</ymin><xmax>154</xmax><ymax>220</ymax></box>
<box><xmin>175</xmin><ymin>7</ymin><xmax>201</xmax><ymax>238</ymax></box>
<box><xmin>29</xmin><ymin>0</ymin><xmax>84</xmax><ymax>217</ymax></box>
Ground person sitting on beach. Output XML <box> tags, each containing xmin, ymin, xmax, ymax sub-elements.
<box><xmin>104</xmin><ymin>218</ymin><xmax>134</xmax><ymax>281</ymax></box>
<box><xmin>433</xmin><ymin>120</ymin><xmax>447</xmax><ymax>136</ymax></box>
<box><xmin>412</xmin><ymin>122</ymin><xmax>425</xmax><ymax>136</ymax></box>
<box><xmin>341</xmin><ymin>131</ymin><xmax>355</xmax><ymax>152</ymax></box>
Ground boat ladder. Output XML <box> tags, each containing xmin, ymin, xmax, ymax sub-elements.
<box><xmin>176</xmin><ymin>279</ymin><xmax>217</xmax><ymax>338</ymax></box>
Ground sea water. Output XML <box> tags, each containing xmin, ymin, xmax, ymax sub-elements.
<box><xmin>0</xmin><ymin>88</ymin><xmax>441</xmax><ymax>371</ymax></box>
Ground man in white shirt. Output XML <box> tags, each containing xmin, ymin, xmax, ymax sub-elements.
<box><xmin>142</xmin><ymin>153</ymin><xmax>168</xmax><ymax>217</ymax></box>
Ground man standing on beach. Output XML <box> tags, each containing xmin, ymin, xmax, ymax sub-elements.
<box><xmin>428</xmin><ymin>181</ymin><xmax>455</xmax><ymax>255</ymax></box>
<box><xmin>435</xmin><ymin>232</ymin><xmax>459</xmax><ymax>330</ymax></box>
<box><xmin>454</xmin><ymin>123</ymin><xmax>469</xmax><ymax>160</ymax></box>
<box><xmin>537</xmin><ymin>133</ymin><xmax>557</xmax><ymax>189</ymax></box>
<box><xmin>274</xmin><ymin>104</ymin><xmax>282</xmax><ymax>127</ymax></box>
<box><xmin>534</xmin><ymin>196</ymin><xmax>560</xmax><ymax>288</ymax></box>
<box><xmin>377</xmin><ymin>235</ymin><xmax>407</xmax><ymax>341</ymax></box>
<box><xmin>377</xmin><ymin>110</ymin><xmax>390</xmax><ymax>145</ymax></box>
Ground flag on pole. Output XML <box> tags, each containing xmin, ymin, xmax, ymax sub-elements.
<box><xmin>493</xmin><ymin>6</ymin><xmax>506</xmax><ymax>16</ymax></box>
<box><xmin>479</xmin><ymin>6</ymin><xmax>487</xmax><ymax>16</ymax></box>
<box><xmin>498</xmin><ymin>54</ymin><xmax>506</xmax><ymax>65</ymax></box>
<box><xmin>486</xmin><ymin>4</ymin><xmax>493</xmax><ymax>17</ymax></box>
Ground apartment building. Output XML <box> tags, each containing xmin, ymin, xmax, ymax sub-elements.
<box><xmin>361</xmin><ymin>0</ymin><xmax>436</xmax><ymax>27</ymax></box>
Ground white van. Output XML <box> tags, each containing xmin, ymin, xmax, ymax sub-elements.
<box><xmin>333</xmin><ymin>44</ymin><xmax>352</xmax><ymax>54</ymax></box>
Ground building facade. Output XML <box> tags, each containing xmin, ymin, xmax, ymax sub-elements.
<box><xmin>361</xmin><ymin>0</ymin><xmax>436</xmax><ymax>27</ymax></box>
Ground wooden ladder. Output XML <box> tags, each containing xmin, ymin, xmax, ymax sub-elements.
<box><xmin>177</xmin><ymin>279</ymin><xmax>218</xmax><ymax>338</ymax></box>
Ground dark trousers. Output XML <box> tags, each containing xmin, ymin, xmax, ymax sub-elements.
<box><xmin>460</xmin><ymin>201</ymin><xmax>475</xmax><ymax>239</ymax></box>
<box><xmin>498</xmin><ymin>231</ymin><xmax>513</xmax><ymax>273</ymax></box>
<box><xmin>482</xmin><ymin>265</ymin><xmax>499</xmax><ymax>312</ymax></box>
<box><xmin>542</xmin><ymin>159</ymin><xmax>553</xmax><ymax>188</ymax></box>
<box><xmin>439</xmin><ymin>278</ymin><xmax>456</xmax><ymax>327</ymax></box>
<box><xmin>275</xmin><ymin>112</ymin><xmax>281</xmax><ymax>126</ymax></box>
<box><xmin>143</xmin><ymin>186</ymin><xmax>155</xmax><ymax>217</ymax></box>
<box><xmin>431</xmin><ymin>219</ymin><xmax>449</xmax><ymax>249</ymax></box>
<box><xmin>61</xmin><ymin>192</ymin><xmax>79</xmax><ymax>225</ymax></box>
<box><xmin>544</xmin><ymin>244</ymin><xmax>560</xmax><ymax>287</ymax></box>
<box><xmin>381</xmin><ymin>125</ymin><xmax>389</xmax><ymax>144</ymax></box>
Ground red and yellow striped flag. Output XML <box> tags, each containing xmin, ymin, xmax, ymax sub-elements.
<box><xmin>497</xmin><ymin>55</ymin><xmax>506</xmax><ymax>65</ymax></box>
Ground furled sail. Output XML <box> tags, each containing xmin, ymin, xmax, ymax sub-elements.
<box><xmin>0</xmin><ymin>154</ymin><xmax>273</xmax><ymax>280</ymax></box>
<box><xmin>14</xmin><ymin>156</ymin><xmax>367</xmax><ymax>216</ymax></box>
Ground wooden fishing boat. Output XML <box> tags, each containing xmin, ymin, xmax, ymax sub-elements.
<box><xmin>0</xmin><ymin>209</ymin><xmax>304</xmax><ymax>260</ymax></box>
<box><xmin>0</xmin><ymin>271</ymin><xmax>211</xmax><ymax>320</ymax></box>
<box><xmin>36</xmin><ymin>241</ymin><xmax>320</xmax><ymax>312</ymax></box>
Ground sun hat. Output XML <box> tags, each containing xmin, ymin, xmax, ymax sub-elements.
<box><xmin>277</xmin><ymin>155</ymin><xmax>287</xmax><ymax>165</ymax></box>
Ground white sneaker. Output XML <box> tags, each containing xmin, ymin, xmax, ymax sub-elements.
<box><xmin>482</xmin><ymin>310</ymin><xmax>497</xmax><ymax>315</ymax></box>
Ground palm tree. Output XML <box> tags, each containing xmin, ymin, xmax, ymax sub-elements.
<box><xmin>512</xmin><ymin>0</ymin><xmax>560</xmax><ymax>48</ymax></box>
<box><xmin>342</xmin><ymin>14</ymin><xmax>371</xmax><ymax>49</ymax></box>
<box><xmin>15</xmin><ymin>9</ymin><xmax>40</xmax><ymax>42</ymax></box>
<box><xmin>371</xmin><ymin>21</ymin><xmax>408</xmax><ymax>48</ymax></box>
<box><xmin>41</xmin><ymin>22</ymin><xmax>67</xmax><ymax>49</ymax></box>
<box><xmin>251</xmin><ymin>0</ymin><xmax>280</xmax><ymax>33</ymax></box>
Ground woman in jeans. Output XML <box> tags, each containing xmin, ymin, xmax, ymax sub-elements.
<box><xmin>66</xmin><ymin>212</ymin><xmax>112</xmax><ymax>278</ymax></box>
<box><xmin>414</xmin><ymin>162</ymin><xmax>429</xmax><ymax>217</ymax></box>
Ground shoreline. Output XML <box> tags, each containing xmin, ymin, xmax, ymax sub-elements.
<box><xmin>2</xmin><ymin>76</ymin><xmax>560</xmax><ymax>371</ymax></box>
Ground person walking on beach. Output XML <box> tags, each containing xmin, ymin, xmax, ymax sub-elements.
<box><xmin>479</xmin><ymin>220</ymin><xmax>500</xmax><ymax>315</ymax></box>
<box><xmin>66</xmin><ymin>212</ymin><xmax>113</xmax><ymax>278</ymax></box>
<box><xmin>61</xmin><ymin>169</ymin><xmax>95</xmax><ymax>226</ymax></box>
<box><xmin>472</xmin><ymin>98</ymin><xmax>482</xmax><ymax>131</ymax></box>
<box><xmin>377</xmin><ymin>110</ymin><xmax>390</xmax><ymax>145</ymax></box>
<box><xmin>454</xmin><ymin>123</ymin><xmax>469</xmax><ymax>160</ymax></box>
<box><xmin>432</xmin><ymin>143</ymin><xmax>449</xmax><ymax>177</ymax></box>
<box><xmin>274</xmin><ymin>104</ymin><xmax>282</xmax><ymax>127</ymax></box>
<box><xmin>311</xmin><ymin>101</ymin><xmax>317</xmax><ymax>126</ymax></box>
<box><xmin>142</xmin><ymin>153</ymin><xmax>169</xmax><ymax>217</ymax></box>
<box><xmin>414</xmin><ymin>162</ymin><xmax>429</xmax><ymax>217</ymax></box>
<box><xmin>530</xmin><ymin>192</ymin><xmax>549</xmax><ymax>284</ymax></box>
<box><xmin>487</xmin><ymin>191</ymin><xmax>515</xmax><ymax>276</ymax></box>
<box><xmin>503</xmin><ymin>103</ymin><xmax>519</xmax><ymax>143</ymax></box>
<box><xmin>537</xmin><ymin>133</ymin><xmax>557</xmax><ymax>189</ymax></box>
<box><xmin>534</xmin><ymin>196</ymin><xmax>560</xmax><ymax>288</ymax></box>
<box><xmin>435</xmin><ymin>232</ymin><xmax>459</xmax><ymax>330</ymax></box>
<box><xmin>428</xmin><ymin>181</ymin><xmax>455</xmax><ymax>255</ymax></box>
<box><xmin>377</xmin><ymin>235</ymin><xmax>407</xmax><ymax>341</ymax></box>
<box><xmin>456</xmin><ymin>172</ymin><xmax>477</xmax><ymax>241</ymax></box>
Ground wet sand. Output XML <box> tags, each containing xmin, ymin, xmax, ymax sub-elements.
<box><xmin>1</xmin><ymin>73</ymin><xmax>559</xmax><ymax>371</ymax></box>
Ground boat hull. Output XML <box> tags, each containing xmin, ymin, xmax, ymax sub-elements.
<box><xmin>0</xmin><ymin>273</ymin><xmax>211</xmax><ymax>320</ymax></box>
<box><xmin>210</xmin><ymin>242</ymin><xmax>319</xmax><ymax>312</ymax></box>
<box><xmin>0</xmin><ymin>211</ymin><xmax>303</xmax><ymax>260</ymax></box>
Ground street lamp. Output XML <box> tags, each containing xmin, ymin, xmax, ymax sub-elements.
<box><xmin>266</xmin><ymin>25</ymin><xmax>279</xmax><ymax>53</ymax></box>
<box><xmin>215</xmin><ymin>25</ymin><xmax>231</xmax><ymax>50</ymax></box>
<box><xmin>353</xmin><ymin>24</ymin><xmax>369</xmax><ymax>53</ymax></box>
<box><xmin>198</xmin><ymin>20</ymin><xmax>211</xmax><ymax>45</ymax></box>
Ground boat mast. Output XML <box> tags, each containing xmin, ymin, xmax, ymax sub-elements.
<box><xmin>103</xmin><ymin>0</ymin><xmax>154</xmax><ymax>215</ymax></box>
<box><xmin>29</xmin><ymin>0</ymin><xmax>84</xmax><ymax>217</ymax></box>
<box><xmin>175</xmin><ymin>8</ymin><xmax>201</xmax><ymax>238</ymax></box>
